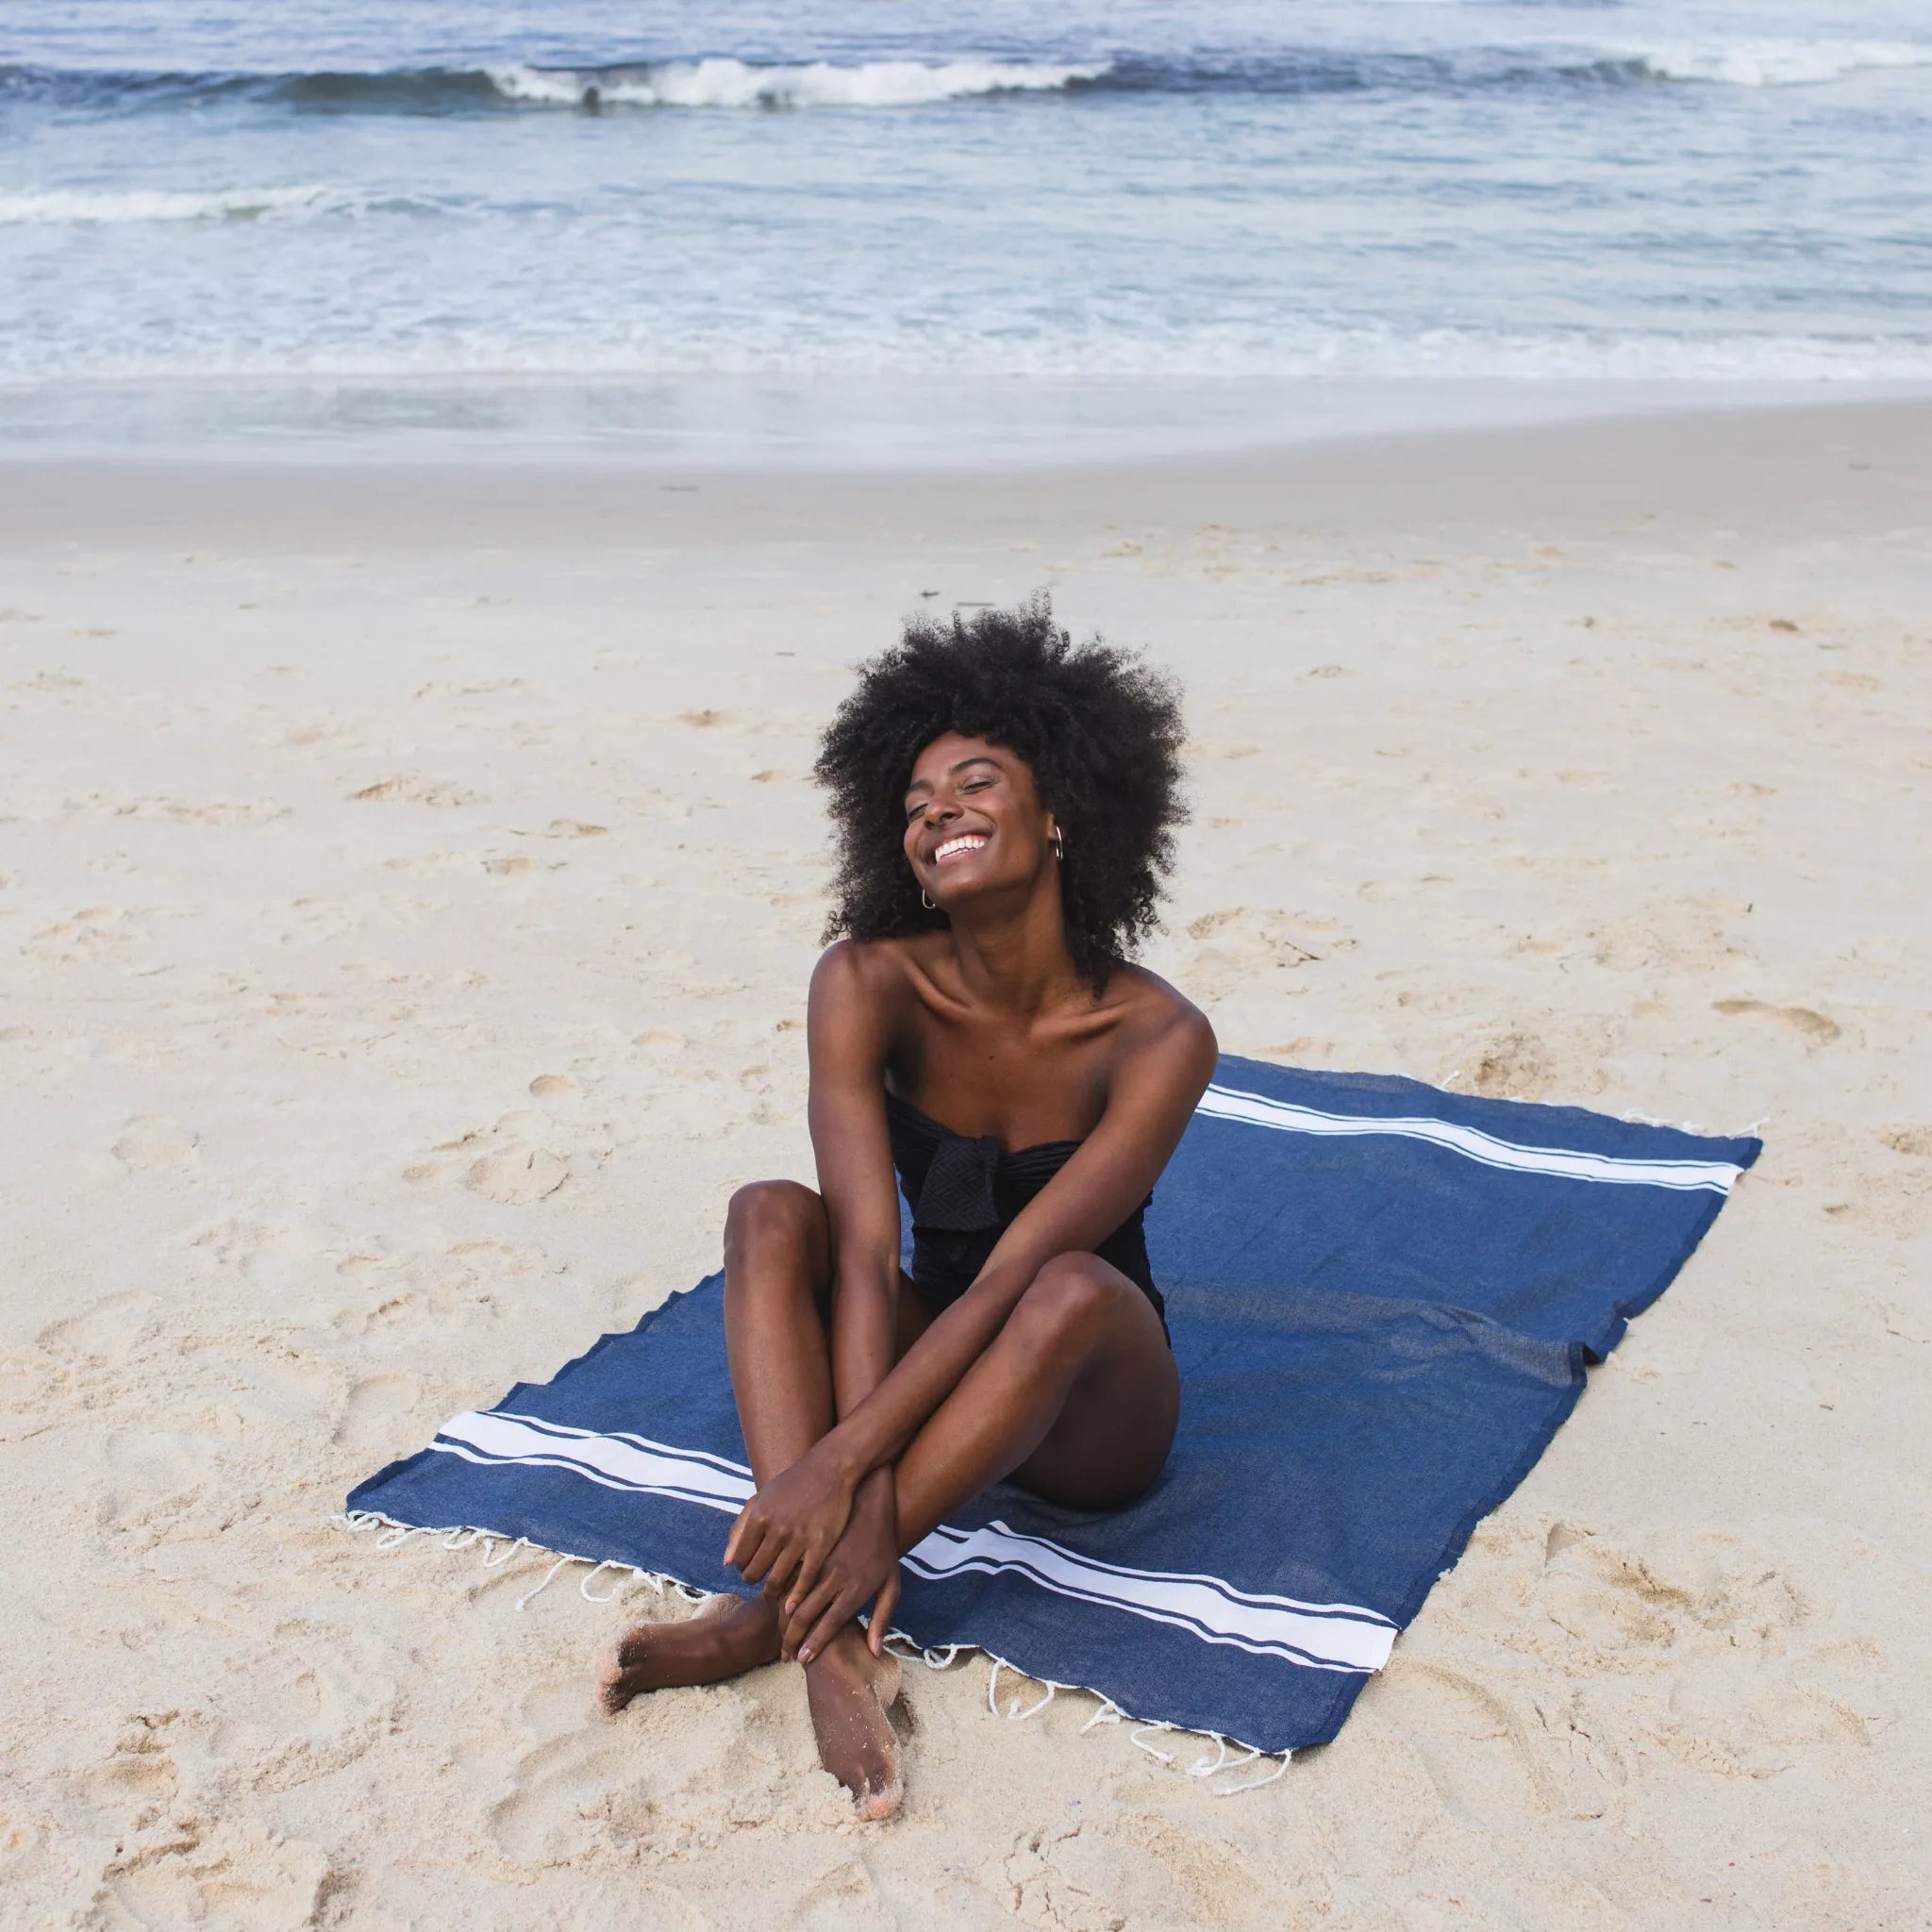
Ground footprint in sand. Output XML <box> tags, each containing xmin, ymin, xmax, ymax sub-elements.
<box><xmin>1087</xmin><ymin>1811</ymin><xmax>1301</xmax><ymax>1930</ymax></box>
<box><xmin>1654</xmin><ymin>1657</ymin><xmax>1869</xmax><ymax>1780</ymax></box>
<box><xmin>79</xmin><ymin>1715</ymin><xmax>179</xmax><ymax>1825</ymax></box>
<box><xmin>1712</xmin><ymin>997</ymin><xmax>1840</xmax><ymax>1044</ymax></box>
<box><xmin>94</xmin><ymin>1821</ymin><xmax>331</xmax><ymax>1930</ymax></box>
<box><xmin>995</xmin><ymin>1827</ymin><xmax>1133</xmax><ymax>1932</ymax></box>
<box><xmin>349</xmin><ymin>773</ymin><xmax>480</xmax><ymax>806</ymax></box>
<box><xmin>465</xmin><ymin>1147</ymin><xmax>570</xmax><ymax>1204</ymax></box>
<box><xmin>793</xmin><ymin>1857</ymin><xmax>898</xmax><ymax>1932</ymax></box>
<box><xmin>111</xmin><ymin>1115</ymin><xmax>198</xmax><ymax>1170</ymax></box>
<box><xmin>39</xmin><ymin>1288</ymin><xmax>158</xmax><ymax>1358</ymax></box>
<box><xmin>332</xmin><ymin>1372</ymin><xmax>421</xmax><ymax>1449</ymax></box>
<box><xmin>210</xmin><ymin>1644</ymin><xmax>400</xmax><ymax>1795</ymax></box>
<box><xmin>488</xmin><ymin>1730</ymin><xmax>643</xmax><ymax>1865</ymax></box>
<box><xmin>427</xmin><ymin>1109</ymin><xmax>588</xmax><ymax>1203</ymax></box>
<box><xmin>1381</xmin><ymin>1657</ymin><xmax>1572</xmax><ymax>1825</ymax></box>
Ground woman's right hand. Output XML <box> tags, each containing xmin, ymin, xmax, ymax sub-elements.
<box><xmin>723</xmin><ymin>1440</ymin><xmax>858</xmax><ymax>1606</ymax></box>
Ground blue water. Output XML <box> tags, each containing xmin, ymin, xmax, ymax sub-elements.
<box><xmin>3</xmin><ymin>0</ymin><xmax>1929</xmax><ymax>459</ymax></box>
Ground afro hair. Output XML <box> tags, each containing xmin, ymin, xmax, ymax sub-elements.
<box><xmin>814</xmin><ymin>594</ymin><xmax>1187</xmax><ymax>988</ymax></box>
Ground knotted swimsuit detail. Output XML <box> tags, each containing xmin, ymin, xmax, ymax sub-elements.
<box><xmin>884</xmin><ymin>1090</ymin><xmax>1168</xmax><ymax>1339</ymax></box>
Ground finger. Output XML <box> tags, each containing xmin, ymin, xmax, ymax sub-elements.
<box><xmin>760</xmin><ymin>1545</ymin><xmax>803</xmax><ymax>1603</ymax></box>
<box><xmin>869</xmin><ymin>1572</ymin><xmax>902</xmax><ymax>1657</ymax></box>
<box><xmin>727</xmin><ymin>1505</ymin><xmax>773</xmax><ymax>1574</ymax></box>
<box><xmin>783</xmin><ymin>1575</ymin><xmax>841</xmax><ymax>1657</ymax></box>
<box><xmin>774</xmin><ymin>1547</ymin><xmax>815</xmax><ymax>1615</ymax></box>
<box><xmin>722</xmin><ymin>1506</ymin><xmax>754</xmax><ymax>1569</ymax></box>
<box><xmin>737</xmin><ymin>1527</ymin><xmax>781</xmax><ymax>1585</ymax></box>
<box><xmin>796</xmin><ymin>1586</ymin><xmax>867</xmax><ymax>1666</ymax></box>
<box><xmin>788</xmin><ymin>1537</ymin><xmax>833</xmax><ymax>1607</ymax></box>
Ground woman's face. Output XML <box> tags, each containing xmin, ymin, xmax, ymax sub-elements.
<box><xmin>902</xmin><ymin>732</ymin><xmax>1058</xmax><ymax>911</ymax></box>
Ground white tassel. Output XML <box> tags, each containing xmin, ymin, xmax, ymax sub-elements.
<box><xmin>1213</xmin><ymin>1751</ymin><xmax>1291</xmax><ymax>1795</ymax></box>
<box><xmin>1008</xmin><ymin>1680</ymin><xmax>1056</xmax><ymax>1723</ymax></box>
<box><xmin>578</xmin><ymin>1559</ymin><xmax>625</xmax><ymax>1604</ymax></box>
<box><xmin>1130</xmin><ymin>1722</ymin><xmax>1177</xmax><ymax>1764</ymax></box>
<box><xmin>1080</xmin><ymin>1697</ymin><xmax>1124</xmax><ymax>1734</ymax></box>
<box><xmin>515</xmin><ymin>1554</ymin><xmax>578</xmax><ymax>1611</ymax></box>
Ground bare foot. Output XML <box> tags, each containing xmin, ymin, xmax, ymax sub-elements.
<box><xmin>596</xmin><ymin>1592</ymin><xmax>780</xmax><ymax>1714</ymax></box>
<box><xmin>804</xmin><ymin>1627</ymin><xmax>904</xmax><ymax>1820</ymax></box>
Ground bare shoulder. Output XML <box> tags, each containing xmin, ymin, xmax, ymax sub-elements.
<box><xmin>808</xmin><ymin>935</ymin><xmax>927</xmax><ymax>1013</ymax></box>
<box><xmin>1106</xmin><ymin>964</ymin><xmax>1218</xmax><ymax>1074</ymax></box>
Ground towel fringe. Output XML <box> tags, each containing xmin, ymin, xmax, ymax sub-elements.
<box><xmin>1215</xmin><ymin>1750</ymin><xmax>1292</xmax><ymax>1795</ymax></box>
<box><xmin>331</xmin><ymin>1512</ymin><xmax>1295</xmax><ymax>1792</ymax></box>
<box><xmin>1130</xmin><ymin>1721</ymin><xmax>1177</xmax><ymax>1764</ymax></box>
<box><xmin>578</xmin><ymin>1559</ymin><xmax>625</xmax><ymax>1604</ymax></box>
<box><xmin>1079</xmin><ymin>1696</ymin><xmax>1125</xmax><ymax>1734</ymax></box>
<box><xmin>516</xmin><ymin>1554</ymin><xmax>579</xmax><ymax>1611</ymax></box>
<box><xmin>884</xmin><ymin>1634</ymin><xmax>965</xmax><ymax>1672</ymax></box>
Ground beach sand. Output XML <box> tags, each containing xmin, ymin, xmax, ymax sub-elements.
<box><xmin>2</xmin><ymin>399</ymin><xmax>1926</xmax><ymax>1928</ymax></box>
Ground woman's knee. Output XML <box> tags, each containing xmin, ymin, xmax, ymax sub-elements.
<box><xmin>723</xmin><ymin>1179</ymin><xmax>824</xmax><ymax>1266</ymax></box>
<box><xmin>1013</xmin><ymin>1253</ymin><xmax>1127</xmax><ymax>1341</ymax></box>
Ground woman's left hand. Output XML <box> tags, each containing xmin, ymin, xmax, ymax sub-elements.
<box><xmin>723</xmin><ymin>1443</ymin><xmax>857</xmax><ymax>1605</ymax></box>
<box><xmin>784</xmin><ymin>1473</ymin><xmax>902</xmax><ymax>1664</ymax></box>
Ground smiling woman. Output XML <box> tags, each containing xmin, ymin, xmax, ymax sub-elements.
<box><xmin>595</xmin><ymin>596</ymin><xmax>1213</xmax><ymax>1818</ymax></box>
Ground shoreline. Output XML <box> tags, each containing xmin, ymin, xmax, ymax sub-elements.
<box><xmin>5</xmin><ymin>391</ymin><xmax>1932</xmax><ymax>554</ymax></box>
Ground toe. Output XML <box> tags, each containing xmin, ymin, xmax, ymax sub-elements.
<box><xmin>854</xmin><ymin>1774</ymin><xmax>903</xmax><ymax>1823</ymax></box>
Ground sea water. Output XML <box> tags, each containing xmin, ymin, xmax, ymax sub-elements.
<box><xmin>2</xmin><ymin>0</ymin><xmax>1928</xmax><ymax>462</ymax></box>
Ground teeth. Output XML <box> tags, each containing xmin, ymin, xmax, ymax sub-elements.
<box><xmin>934</xmin><ymin>835</ymin><xmax>988</xmax><ymax>861</ymax></box>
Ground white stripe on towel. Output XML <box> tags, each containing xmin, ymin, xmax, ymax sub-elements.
<box><xmin>904</xmin><ymin>1520</ymin><xmax>1394</xmax><ymax>1674</ymax></box>
<box><xmin>1195</xmin><ymin>1083</ymin><xmax>1741</xmax><ymax>1193</ymax></box>
<box><xmin>425</xmin><ymin>1410</ymin><xmax>1395</xmax><ymax>1674</ymax></box>
<box><xmin>432</xmin><ymin>1409</ymin><xmax>753</xmax><ymax>1512</ymax></box>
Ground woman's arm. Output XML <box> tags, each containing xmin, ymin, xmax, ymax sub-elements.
<box><xmin>723</xmin><ymin>943</ymin><xmax>905</xmax><ymax>1599</ymax></box>
<box><xmin>819</xmin><ymin>991</ymin><xmax>1216</xmax><ymax>1490</ymax></box>
<box><xmin>804</xmin><ymin>941</ymin><xmax>908</xmax><ymax>1419</ymax></box>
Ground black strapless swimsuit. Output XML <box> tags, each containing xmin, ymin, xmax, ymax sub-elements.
<box><xmin>884</xmin><ymin>1090</ymin><xmax>1168</xmax><ymax>1341</ymax></box>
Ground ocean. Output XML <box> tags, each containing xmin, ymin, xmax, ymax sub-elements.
<box><xmin>3</xmin><ymin>0</ymin><xmax>1929</xmax><ymax>463</ymax></box>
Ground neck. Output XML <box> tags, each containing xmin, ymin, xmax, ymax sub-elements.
<box><xmin>944</xmin><ymin>876</ymin><xmax>1082</xmax><ymax>1015</ymax></box>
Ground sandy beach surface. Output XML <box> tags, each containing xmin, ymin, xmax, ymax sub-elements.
<box><xmin>3</xmin><ymin>399</ymin><xmax>1927</xmax><ymax>1929</ymax></box>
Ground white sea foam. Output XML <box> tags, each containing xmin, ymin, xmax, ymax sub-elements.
<box><xmin>1621</xmin><ymin>39</ymin><xmax>1932</xmax><ymax>87</ymax></box>
<box><xmin>0</xmin><ymin>185</ymin><xmax>340</xmax><ymax>225</ymax></box>
<box><xmin>12</xmin><ymin>324</ymin><xmax>1932</xmax><ymax>390</ymax></box>
<box><xmin>484</xmin><ymin>57</ymin><xmax>1108</xmax><ymax>110</ymax></box>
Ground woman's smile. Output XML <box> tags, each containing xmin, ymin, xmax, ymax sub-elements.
<box><xmin>931</xmin><ymin>833</ymin><xmax>990</xmax><ymax>866</ymax></box>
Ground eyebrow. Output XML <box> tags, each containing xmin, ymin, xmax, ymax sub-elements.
<box><xmin>905</xmin><ymin>756</ymin><xmax>1002</xmax><ymax>796</ymax></box>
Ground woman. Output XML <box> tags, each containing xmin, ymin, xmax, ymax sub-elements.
<box><xmin>597</xmin><ymin>598</ymin><xmax>1214</xmax><ymax>1819</ymax></box>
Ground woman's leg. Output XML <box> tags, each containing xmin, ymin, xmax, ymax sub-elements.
<box><xmin>890</xmin><ymin>1252</ymin><xmax>1177</xmax><ymax>1551</ymax></box>
<box><xmin>597</xmin><ymin>1179</ymin><xmax>918</xmax><ymax>1816</ymax></box>
<box><xmin>598</xmin><ymin>1178</ymin><xmax>831</xmax><ymax>1708</ymax></box>
<box><xmin>780</xmin><ymin>1252</ymin><xmax>1177</xmax><ymax>1662</ymax></box>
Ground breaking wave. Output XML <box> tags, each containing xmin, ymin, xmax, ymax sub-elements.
<box><xmin>0</xmin><ymin>185</ymin><xmax>347</xmax><ymax>225</ymax></box>
<box><xmin>5</xmin><ymin>39</ymin><xmax>1927</xmax><ymax>119</ymax></box>
<box><xmin>484</xmin><ymin>57</ymin><xmax>1107</xmax><ymax>109</ymax></box>
<box><xmin>1614</xmin><ymin>39</ymin><xmax>1932</xmax><ymax>87</ymax></box>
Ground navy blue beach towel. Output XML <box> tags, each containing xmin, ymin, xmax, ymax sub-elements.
<box><xmin>346</xmin><ymin>1055</ymin><xmax>1758</xmax><ymax>1756</ymax></box>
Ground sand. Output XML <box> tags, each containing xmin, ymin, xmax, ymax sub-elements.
<box><xmin>2</xmin><ymin>399</ymin><xmax>1927</xmax><ymax>1928</ymax></box>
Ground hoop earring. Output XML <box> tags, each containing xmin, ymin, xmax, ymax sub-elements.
<box><xmin>921</xmin><ymin>889</ymin><xmax>937</xmax><ymax>910</ymax></box>
<box><xmin>1052</xmin><ymin>828</ymin><xmax>1066</xmax><ymax>861</ymax></box>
